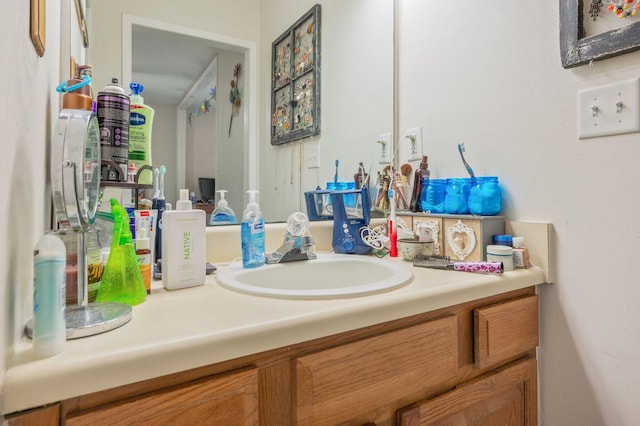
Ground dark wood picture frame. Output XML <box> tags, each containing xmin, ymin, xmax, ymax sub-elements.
<box><xmin>560</xmin><ymin>0</ymin><xmax>640</xmax><ymax>68</ymax></box>
<box><xmin>271</xmin><ymin>4</ymin><xmax>321</xmax><ymax>145</ymax></box>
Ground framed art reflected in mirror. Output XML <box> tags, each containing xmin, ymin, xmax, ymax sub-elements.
<box><xmin>271</xmin><ymin>4</ymin><xmax>320</xmax><ymax>145</ymax></box>
<box><xmin>560</xmin><ymin>0</ymin><xmax>640</xmax><ymax>68</ymax></box>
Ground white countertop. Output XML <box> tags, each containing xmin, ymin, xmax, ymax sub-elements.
<box><xmin>3</xmin><ymin>258</ymin><xmax>545</xmax><ymax>415</ymax></box>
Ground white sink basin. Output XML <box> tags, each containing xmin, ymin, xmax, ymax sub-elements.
<box><xmin>216</xmin><ymin>254</ymin><xmax>414</xmax><ymax>299</ymax></box>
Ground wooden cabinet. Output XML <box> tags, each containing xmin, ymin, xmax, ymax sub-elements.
<box><xmin>296</xmin><ymin>316</ymin><xmax>458</xmax><ymax>425</ymax></box>
<box><xmin>65</xmin><ymin>368</ymin><xmax>258</xmax><ymax>426</ymax></box>
<box><xmin>5</xmin><ymin>288</ymin><xmax>539</xmax><ymax>425</ymax></box>
<box><xmin>397</xmin><ymin>357</ymin><xmax>537</xmax><ymax>425</ymax></box>
<box><xmin>5</xmin><ymin>404</ymin><xmax>60</xmax><ymax>426</ymax></box>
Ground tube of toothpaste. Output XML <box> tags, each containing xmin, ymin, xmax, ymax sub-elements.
<box><xmin>135</xmin><ymin>209</ymin><xmax>158</xmax><ymax>275</ymax></box>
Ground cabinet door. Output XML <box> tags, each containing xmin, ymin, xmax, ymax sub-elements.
<box><xmin>397</xmin><ymin>357</ymin><xmax>537</xmax><ymax>426</ymax></box>
<box><xmin>475</xmin><ymin>295</ymin><xmax>538</xmax><ymax>370</ymax></box>
<box><xmin>296</xmin><ymin>315</ymin><xmax>458</xmax><ymax>425</ymax></box>
<box><xmin>66</xmin><ymin>368</ymin><xmax>258</xmax><ymax>425</ymax></box>
<box><xmin>5</xmin><ymin>404</ymin><xmax>60</xmax><ymax>425</ymax></box>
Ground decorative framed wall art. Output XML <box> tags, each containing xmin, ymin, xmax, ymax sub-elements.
<box><xmin>560</xmin><ymin>0</ymin><xmax>640</xmax><ymax>68</ymax></box>
<box><xmin>271</xmin><ymin>4</ymin><xmax>321</xmax><ymax>145</ymax></box>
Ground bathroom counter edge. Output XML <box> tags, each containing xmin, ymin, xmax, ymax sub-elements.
<box><xmin>3</xmin><ymin>261</ymin><xmax>546</xmax><ymax>415</ymax></box>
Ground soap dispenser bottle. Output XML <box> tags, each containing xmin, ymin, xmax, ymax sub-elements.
<box><xmin>241</xmin><ymin>190</ymin><xmax>265</xmax><ymax>268</ymax></box>
<box><xmin>210</xmin><ymin>190</ymin><xmax>236</xmax><ymax>225</ymax></box>
<box><xmin>96</xmin><ymin>198</ymin><xmax>147</xmax><ymax>306</ymax></box>
<box><xmin>161</xmin><ymin>189</ymin><xmax>206</xmax><ymax>290</ymax></box>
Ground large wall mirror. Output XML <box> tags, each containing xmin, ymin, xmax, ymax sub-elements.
<box><xmin>85</xmin><ymin>0</ymin><xmax>394</xmax><ymax>222</ymax></box>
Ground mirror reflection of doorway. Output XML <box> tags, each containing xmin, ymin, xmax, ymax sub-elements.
<box><xmin>122</xmin><ymin>16</ymin><xmax>255</xmax><ymax>217</ymax></box>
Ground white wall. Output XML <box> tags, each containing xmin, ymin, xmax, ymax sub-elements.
<box><xmin>258</xmin><ymin>0</ymin><xmax>394</xmax><ymax>221</ymax></box>
<box><xmin>186</xmin><ymin>107</ymin><xmax>217</xmax><ymax>199</ymax></box>
<box><xmin>4</xmin><ymin>1</ymin><xmax>639</xmax><ymax>422</ymax></box>
<box><xmin>1</xmin><ymin>0</ymin><xmax>65</xmax><ymax>410</ymax></box>
<box><xmin>398</xmin><ymin>1</ymin><xmax>640</xmax><ymax>423</ymax></box>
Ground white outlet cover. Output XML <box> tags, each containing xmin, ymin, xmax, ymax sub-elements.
<box><xmin>577</xmin><ymin>78</ymin><xmax>640</xmax><ymax>139</ymax></box>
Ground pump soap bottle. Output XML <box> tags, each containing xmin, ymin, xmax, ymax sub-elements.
<box><xmin>161</xmin><ymin>189</ymin><xmax>206</xmax><ymax>290</ymax></box>
<box><xmin>241</xmin><ymin>190</ymin><xmax>265</xmax><ymax>268</ymax></box>
<box><xmin>128</xmin><ymin>83</ymin><xmax>155</xmax><ymax>185</ymax></box>
<box><xmin>210</xmin><ymin>190</ymin><xmax>236</xmax><ymax>225</ymax></box>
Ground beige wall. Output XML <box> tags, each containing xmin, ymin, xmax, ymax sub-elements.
<box><xmin>398</xmin><ymin>1</ymin><xmax>640</xmax><ymax>423</ymax></box>
<box><xmin>1</xmin><ymin>0</ymin><xmax>65</xmax><ymax>399</ymax></box>
<box><xmin>258</xmin><ymin>0</ymin><xmax>394</xmax><ymax>221</ymax></box>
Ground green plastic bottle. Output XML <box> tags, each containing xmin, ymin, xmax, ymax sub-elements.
<box><xmin>96</xmin><ymin>198</ymin><xmax>147</xmax><ymax>306</ymax></box>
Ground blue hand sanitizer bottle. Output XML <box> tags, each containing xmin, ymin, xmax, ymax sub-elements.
<box><xmin>241</xmin><ymin>190</ymin><xmax>265</xmax><ymax>268</ymax></box>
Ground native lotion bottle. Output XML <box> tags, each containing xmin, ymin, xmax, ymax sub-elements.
<box><xmin>161</xmin><ymin>189</ymin><xmax>206</xmax><ymax>290</ymax></box>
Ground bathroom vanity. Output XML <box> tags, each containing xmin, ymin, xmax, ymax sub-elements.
<box><xmin>4</xmin><ymin>222</ymin><xmax>550</xmax><ymax>425</ymax></box>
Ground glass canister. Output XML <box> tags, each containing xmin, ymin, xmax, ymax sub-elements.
<box><xmin>420</xmin><ymin>178</ymin><xmax>446</xmax><ymax>213</ymax></box>
<box><xmin>444</xmin><ymin>177</ymin><xmax>472</xmax><ymax>214</ymax></box>
<box><xmin>468</xmin><ymin>176</ymin><xmax>502</xmax><ymax>216</ymax></box>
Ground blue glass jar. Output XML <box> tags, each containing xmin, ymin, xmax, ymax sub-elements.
<box><xmin>420</xmin><ymin>178</ymin><xmax>446</xmax><ymax>213</ymax></box>
<box><xmin>444</xmin><ymin>178</ymin><xmax>472</xmax><ymax>214</ymax></box>
<box><xmin>468</xmin><ymin>176</ymin><xmax>502</xmax><ymax>216</ymax></box>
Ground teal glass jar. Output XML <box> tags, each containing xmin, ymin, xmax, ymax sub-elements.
<box><xmin>420</xmin><ymin>178</ymin><xmax>446</xmax><ymax>213</ymax></box>
<box><xmin>444</xmin><ymin>177</ymin><xmax>472</xmax><ymax>214</ymax></box>
<box><xmin>468</xmin><ymin>176</ymin><xmax>502</xmax><ymax>216</ymax></box>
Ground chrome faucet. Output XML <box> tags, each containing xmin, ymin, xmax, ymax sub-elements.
<box><xmin>266</xmin><ymin>212</ymin><xmax>317</xmax><ymax>264</ymax></box>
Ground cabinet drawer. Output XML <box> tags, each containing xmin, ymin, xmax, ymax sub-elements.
<box><xmin>474</xmin><ymin>295</ymin><xmax>538</xmax><ymax>369</ymax></box>
<box><xmin>397</xmin><ymin>357</ymin><xmax>537</xmax><ymax>425</ymax></box>
<box><xmin>66</xmin><ymin>368</ymin><xmax>258</xmax><ymax>425</ymax></box>
<box><xmin>296</xmin><ymin>315</ymin><xmax>458</xmax><ymax>425</ymax></box>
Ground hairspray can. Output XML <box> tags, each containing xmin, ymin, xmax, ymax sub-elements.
<box><xmin>97</xmin><ymin>78</ymin><xmax>130</xmax><ymax>181</ymax></box>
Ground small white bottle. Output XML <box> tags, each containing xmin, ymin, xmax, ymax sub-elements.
<box><xmin>33</xmin><ymin>232</ymin><xmax>67</xmax><ymax>358</ymax></box>
<box><xmin>161</xmin><ymin>189</ymin><xmax>206</xmax><ymax>290</ymax></box>
<box><xmin>241</xmin><ymin>190</ymin><xmax>265</xmax><ymax>268</ymax></box>
<box><xmin>210</xmin><ymin>190</ymin><xmax>236</xmax><ymax>225</ymax></box>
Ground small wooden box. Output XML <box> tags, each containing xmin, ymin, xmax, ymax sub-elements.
<box><xmin>397</xmin><ymin>213</ymin><xmax>505</xmax><ymax>261</ymax></box>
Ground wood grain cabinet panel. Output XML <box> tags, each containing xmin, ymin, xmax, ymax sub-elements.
<box><xmin>65</xmin><ymin>368</ymin><xmax>258</xmax><ymax>426</ymax></box>
<box><xmin>474</xmin><ymin>295</ymin><xmax>539</xmax><ymax>370</ymax></box>
<box><xmin>397</xmin><ymin>357</ymin><xmax>537</xmax><ymax>426</ymax></box>
<box><xmin>474</xmin><ymin>295</ymin><xmax>539</xmax><ymax>369</ymax></box>
<box><xmin>295</xmin><ymin>315</ymin><xmax>458</xmax><ymax>425</ymax></box>
<box><xmin>5</xmin><ymin>404</ymin><xmax>60</xmax><ymax>426</ymax></box>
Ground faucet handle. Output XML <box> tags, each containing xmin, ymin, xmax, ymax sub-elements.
<box><xmin>287</xmin><ymin>212</ymin><xmax>310</xmax><ymax>237</ymax></box>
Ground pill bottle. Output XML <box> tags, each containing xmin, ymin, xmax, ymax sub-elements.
<box><xmin>486</xmin><ymin>244</ymin><xmax>514</xmax><ymax>271</ymax></box>
<box><xmin>512</xmin><ymin>236</ymin><xmax>531</xmax><ymax>269</ymax></box>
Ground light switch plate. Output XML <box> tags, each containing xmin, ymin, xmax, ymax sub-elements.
<box><xmin>307</xmin><ymin>145</ymin><xmax>320</xmax><ymax>169</ymax></box>
<box><xmin>577</xmin><ymin>78</ymin><xmax>640</xmax><ymax>139</ymax></box>
<box><xmin>399</xmin><ymin>127</ymin><xmax>423</xmax><ymax>163</ymax></box>
<box><xmin>377</xmin><ymin>133</ymin><xmax>392</xmax><ymax>164</ymax></box>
